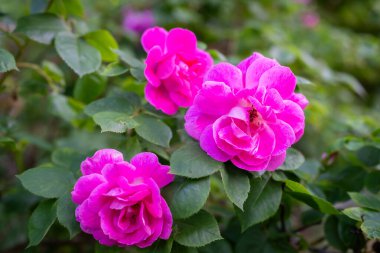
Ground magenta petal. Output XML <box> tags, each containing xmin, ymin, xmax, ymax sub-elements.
<box><xmin>269</xmin><ymin>120</ymin><xmax>296</xmax><ymax>156</ymax></box>
<box><xmin>237</xmin><ymin>52</ymin><xmax>264</xmax><ymax>74</ymax></box>
<box><xmin>200</xmin><ymin>125</ymin><xmax>231</xmax><ymax>162</ymax></box>
<box><xmin>81</xmin><ymin>149</ymin><xmax>124</xmax><ymax>175</ymax></box>
<box><xmin>130</xmin><ymin>152</ymin><xmax>174</xmax><ymax>188</ymax></box>
<box><xmin>156</xmin><ymin>55</ymin><xmax>176</xmax><ymax>79</ymax></box>
<box><xmin>184</xmin><ymin>105</ymin><xmax>217</xmax><ymax>140</ymax></box>
<box><xmin>266</xmin><ymin>152</ymin><xmax>286</xmax><ymax>171</ymax></box>
<box><xmin>277</xmin><ymin>100</ymin><xmax>305</xmax><ymax>136</ymax></box>
<box><xmin>159</xmin><ymin>198</ymin><xmax>172</xmax><ymax>239</ymax></box>
<box><xmin>141</xmin><ymin>27</ymin><xmax>168</xmax><ymax>52</ymax></box>
<box><xmin>145</xmin><ymin>83</ymin><xmax>178</xmax><ymax>115</ymax></box>
<box><xmin>259</xmin><ymin>66</ymin><xmax>296</xmax><ymax>99</ymax></box>
<box><xmin>205</xmin><ymin>62</ymin><xmax>243</xmax><ymax>90</ymax></box>
<box><xmin>231</xmin><ymin>155</ymin><xmax>270</xmax><ymax>171</ymax></box>
<box><xmin>166</xmin><ymin>28</ymin><xmax>197</xmax><ymax>54</ymax></box>
<box><xmin>102</xmin><ymin>162</ymin><xmax>136</xmax><ymax>182</ymax></box>
<box><xmin>144</xmin><ymin>46</ymin><xmax>163</xmax><ymax>87</ymax></box>
<box><xmin>72</xmin><ymin>174</ymin><xmax>105</xmax><ymax>204</ymax></box>
<box><xmin>245</xmin><ymin>57</ymin><xmax>278</xmax><ymax>90</ymax></box>
<box><xmin>254</xmin><ymin>124</ymin><xmax>275</xmax><ymax>158</ymax></box>
<box><xmin>195</xmin><ymin>81</ymin><xmax>237</xmax><ymax>116</ymax></box>
<box><xmin>289</xmin><ymin>93</ymin><xmax>309</xmax><ymax>110</ymax></box>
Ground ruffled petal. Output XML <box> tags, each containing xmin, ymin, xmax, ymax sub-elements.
<box><xmin>81</xmin><ymin>149</ymin><xmax>124</xmax><ymax>175</ymax></box>
<box><xmin>184</xmin><ymin>105</ymin><xmax>217</xmax><ymax>140</ymax></box>
<box><xmin>205</xmin><ymin>62</ymin><xmax>243</xmax><ymax>90</ymax></box>
<box><xmin>200</xmin><ymin>125</ymin><xmax>231</xmax><ymax>162</ymax></box>
<box><xmin>166</xmin><ymin>28</ymin><xmax>197</xmax><ymax>54</ymax></box>
<box><xmin>72</xmin><ymin>174</ymin><xmax>106</xmax><ymax>204</ymax></box>
<box><xmin>145</xmin><ymin>83</ymin><xmax>178</xmax><ymax>115</ymax></box>
<box><xmin>245</xmin><ymin>57</ymin><xmax>278</xmax><ymax>90</ymax></box>
<box><xmin>258</xmin><ymin>66</ymin><xmax>296</xmax><ymax>99</ymax></box>
<box><xmin>141</xmin><ymin>27</ymin><xmax>168</xmax><ymax>52</ymax></box>
<box><xmin>269</xmin><ymin>120</ymin><xmax>296</xmax><ymax>156</ymax></box>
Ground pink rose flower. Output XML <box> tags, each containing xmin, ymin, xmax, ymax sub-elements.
<box><xmin>122</xmin><ymin>8</ymin><xmax>155</xmax><ymax>34</ymax></box>
<box><xmin>72</xmin><ymin>149</ymin><xmax>174</xmax><ymax>248</ymax></box>
<box><xmin>184</xmin><ymin>53</ymin><xmax>308</xmax><ymax>171</ymax></box>
<box><xmin>141</xmin><ymin>27</ymin><xmax>213</xmax><ymax>115</ymax></box>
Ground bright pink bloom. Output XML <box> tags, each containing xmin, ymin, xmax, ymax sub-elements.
<box><xmin>141</xmin><ymin>27</ymin><xmax>213</xmax><ymax>115</ymax></box>
<box><xmin>72</xmin><ymin>149</ymin><xmax>174</xmax><ymax>248</ymax></box>
<box><xmin>185</xmin><ymin>53</ymin><xmax>308</xmax><ymax>171</ymax></box>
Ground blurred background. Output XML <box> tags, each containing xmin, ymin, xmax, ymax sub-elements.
<box><xmin>1</xmin><ymin>0</ymin><xmax>380</xmax><ymax>252</ymax></box>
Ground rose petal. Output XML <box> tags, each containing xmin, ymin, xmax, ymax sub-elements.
<box><xmin>205</xmin><ymin>62</ymin><xmax>243</xmax><ymax>90</ymax></box>
<box><xmin>141</xmin><ymin>27</ymin><xmax>168</xmax><ymax>52</ymax></box>
<box><xmin>81</xmin><ymin>149</ymin><xmax>124</xmax><ymax>175</ymax></box>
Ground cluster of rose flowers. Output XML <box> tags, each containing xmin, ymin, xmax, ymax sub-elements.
<box><xmin>72</xmin><ymin>27</ymin><xmax>308</xmax><ymax>248</ymax></box>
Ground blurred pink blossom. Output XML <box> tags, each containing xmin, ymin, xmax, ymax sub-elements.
<box><xmin>302</xmin><ymin>11</ymin><xmax>320</xmax><ymax>28</ymax></box>
<box><xmin>122</xmin><ymin>8</ymin><xmax>155</xmax><ymax>34</ymax></box>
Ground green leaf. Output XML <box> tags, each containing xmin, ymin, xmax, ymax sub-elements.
<box><xmin>17</xmin><ymin>165</ymin><xmax>75</xmax><ymax>198</ymax></box>
<box><xmin>199</xmin><ymin>240</ymin><xmax>233</xmax><ymax>253</ymax></box>
<box><xmin>42</xmin><ymin>60</ymin><xmax>65</xmax><ymax>86</ymax></box>
<box><xmin>100</xmin><ymin>62</ymin><xmax>128</xmax><ymax>77</ymax></box>
<box><xmin>93</xmin><ymin>111</ymin><xmax>139</xmax><ymax>133</ymax></box>
<box><xmin>114</xmin><ymin>50</ymin><xmax>145</xmax><ymax>81</ymax></box>
<box><xmin>285</xmin><ymin>180</ymin><xmax>339</xmax><ymax>214</ymax></box>
<box><xmin>170</xmin><ymin>143</ymin><xmax>223</xmax><ymax>178</ymax></box>
<box><xmin>324</xmin><ymin>216</ymin><xmax>347</xmax><ymax>251</ymax></box>
<box><xmin>135</xmin><ymin>115</ymin><xmax>172</xmax><ymax>147</ymax></box>
<box><xmin>55</xmin><ymin>32</ymin><xmax>101</xmax><ymax>77</ymax></box>
<box><xmin>0</xmin><ymin>48</ymin><xmax>18</xmax><ymax>73</ymax></box>
<box><xmin>51</xmin><ymin>148</ymin><xmax>86</xmax><ymax>176</ymax></box>
<box><xmin>57</xmin><ymin>192</ymin><xmax>80</xmax><ymax>238</ymax></box>
<box><xmin>49</xmin><ymin>0</ymin><xmax>84</xmax><ymax>17</ymax></box>
<box><xmin>15</xmin><ymin>13</ymin><xmax>67</xmax><ymax>44</ymax></box>
<box><xmin>141</xmin><ymin>238</ymin><xmax>173</xmax><ymax>253</ymax></box>
<box><xmin>74</xmin><ymin>73</ymin><xmax>107</xmax><ymax>103</ymax></box>
<box><xmin>49</xmin><ymin>93</ymin><xmax>76</xmax><ymax>122</ymax></box>
<box><xmin>343</xmin><ymin>207</ymin><xmax>380</xmax><ymax>239</ymax></box>
<box><xmin>279</xmin><ymin>148</ymin><xmax>305</xmax><ymax>171</ymax></box>
<box><xmin>357</xmin><ymin>146</ymin><xmax>380</xmax><ymax>166</ymax></box>
<box><xmin>85</xmin><ymin>93</ymin><xmax>140</xmax><ymax>116</ymax></box>
<box><xmin>165</xmin><ymin>177</ymin><xmax>210</xmax><ymax>219</ymax></box>
<box><xmin>28</xmin><ymin>199</ymin><xmax>57</xmax><ymax>247</ymax></box>
<box><xmin>365</xmin><ymin>171</ymin><xmax>380</xmax><ymax>193</ymax></box>
<box><xmin>349</xmin><ymin>192</ymin><xmax>380</xmax><ymax>211</ymax></box>
<box><xmin>84</xmin><ymin>30</ymin><xmax>119</xmax><ymax>62</ymax></box>
<box><xmin>235</xmin><ymin>225</ymin><xmax>297</xmax><ymax>253</ymax></box>
<box><xmin>220</xmin><ymin>167</ymin><xmax>250</xmax><ymax>210</ymax></box>
<box><xmin>236</xmin><ymin>175</ymin><xmax>282</xmax><ymax>231</ymax></box>
<box><xmin>125</xmin><ymin>136</ymin><xmax>142</xmax><ymax>160</ymax></box>
<box><xmin>174</xmin><ymin>210</ymin><xmax>222</xmax><ymax>247</ymax></box>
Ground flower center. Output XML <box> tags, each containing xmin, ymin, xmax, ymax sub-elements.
<box><xmin>248</xmin><ymin>107</ymin><xmax>259</xmax><ymax>123</ymax></box>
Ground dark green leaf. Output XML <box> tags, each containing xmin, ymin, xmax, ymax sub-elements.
<box><xmin>279</xmin><ymin>148</ymin><xmax>305</xmax><ymax>171</ymax></box>
<box><xmin>365</xmin><ymin>171</ymin><xmax>380</xmax><ymax>193</ymax></box>
<box><xmin>17</xmin><ymin>165</ymin><xmax>75</xmax><ymax>198</ymax></box>
<box><xmin>324</xmin><ymin>216</ymin><xmax>347</xmax><ymax>251</ymax></box>
<box><xmin>165</xmin><ymin>177</ymin><xmax>210</xmax><ymax>219</ymax></box>
<box><xmin>51</xmin><ymin>147</ymin><xmax>86</xmax><ymax>175</ymax></box>
<box><xmin>220</xmin><ymin>167</ymin><xmax>250</xmax><ymax>210</ymax></box>
<box><xmin>237</xmin><ymin>175</ymin><xmax>282</xmax><ymax>231</ymax></box>
<box><xmin>84</xmin><ymin>30</ymin><xmax>119</xmax><ymax>62</ymax></box>
<box><xmin>49</xmin><ymin>93</ymin><xmax>76</xmax><ymax>122</ymax></box>
<box><xmin>170</xmin><ymin>143</ymin><xmax>223</xmax><ymax>178</ymax></box>
<box><xmin>141</xmin><ymin>239</ymin><xmax>173</xmax><ymax>253</ymax></box>
<box><xmin>0</xmin><ymin>48</ymin><xmax>18</xmax><ymax>73</ymax></box>
<box><xmin>199</xmin><ymin>240</ymin><xmax>233</xmax><ymax>253</ymax></box>
<box><xmin>174</xmin><ymin>210</ymin><xmax>222</xmax><ymax>247</ymax></box>
<box><xmin>15</xmin><ymin>13</ymin><xmax>67</xmax><ymax>44</ymax></box>
<box><xmin>135</xmin><ymin>115</ymin><xmax>172</xmax><ymax>147</ymax></box>
<box><xmin>57</xmin><ymin>192</ymin><xmax>80</xmax><ymax>238</ymax></box>
<box><xmin>357</xmin><ymin>146</ymin><xmax>380</xmax><ymax>166</ymax></box>
<box><xmin>125</xmin><ymin>136</ymin><xmax>142</xmax><ymax>160</ymax></box>
<box><xmin>74</xmin><ymin>73</ymin><xmax>107</xmax><ymax>103</ymax></box>
<box><xmin>28</xmin><ymin>199</ymin><xmax>57</xmax><ymax>247</ymax></box>
<box><xmin>85</xmin><ymin>93</ymin><xmax>140</xmax><ymax>116</ymax></box>
<box><xmin>100</xmin><ymin>62</ymin><xmax>128</xmax><ymax>77</ymax></box>
<box><xmin>55</xmin><ymin>32</ymin><xmax>101</xmax><ymax>77</ymax></box>
<box><xmin>93</xmin><ymin>111</ymin><xmax>139</xmax><ymax>133</ymax></box>
<box><xmin>349</xmin><ymin>192</ymin><xmax>380</xmax><ymax>211</ymax></box>
<box><xmin>285</xmin><ymin>180</ymin><xmax>339</xmax><ymax>214</ymax></box>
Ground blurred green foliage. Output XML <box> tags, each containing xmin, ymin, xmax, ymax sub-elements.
<box><xmin>1</xmin><ymin>0</ymin><xmax>380</xmax><ymax>252</ymax></box>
